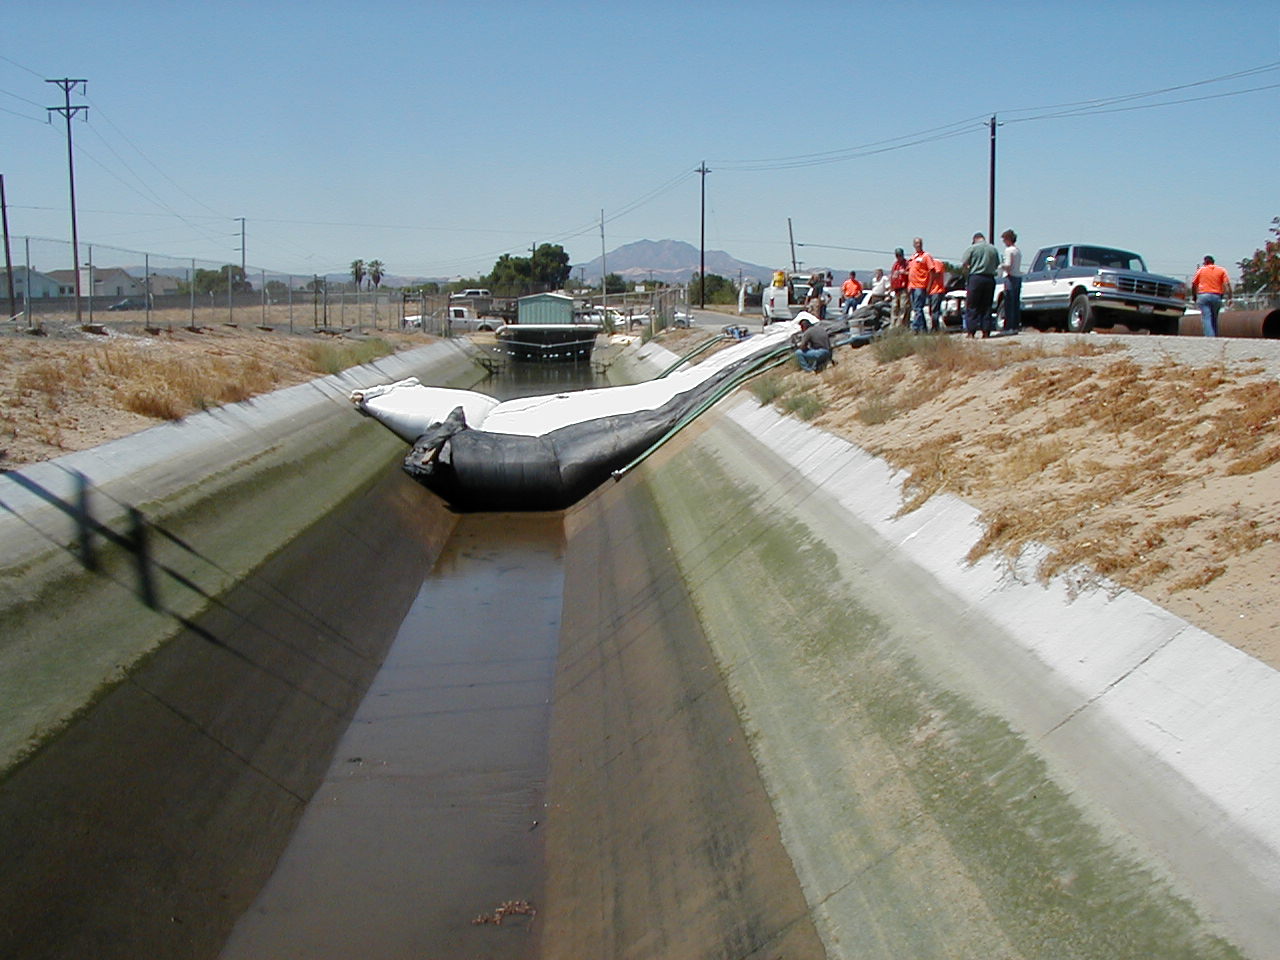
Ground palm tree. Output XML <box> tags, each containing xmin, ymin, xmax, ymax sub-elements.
<box><xmin>350</xmin><ymin>259</ymin><xmax>366</xmax><ymax>291</ymax></box>
<box><xmin>367</xmin><ymin>260</ymin><xmax>385</xmax><ymax>289</ymax></box>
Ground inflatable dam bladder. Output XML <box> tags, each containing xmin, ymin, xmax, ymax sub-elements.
<box><xmin>349</xmin><ymin>319</ymin><xmax>805</xmax><ymax>512</ymax></box>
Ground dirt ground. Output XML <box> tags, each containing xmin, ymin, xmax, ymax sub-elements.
<box><xmin>0</xmin><ymin>309</ymin><xmax>425</xmax><ymax>468</ymax></box>
<box><xmin>665</xmin><ymin>324</ymin><xmax>1280</xmax><ymax>672</ymax></box>
<box><xmin>3</xmin><ymin>314</ymin><xmax>1277</xmax><ymax>671</ymax></box>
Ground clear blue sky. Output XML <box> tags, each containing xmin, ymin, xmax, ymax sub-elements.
<box><xmin>3</xmin><ymin>0</ymin><xmax>1277</xmax><ymax>283</ymax></box>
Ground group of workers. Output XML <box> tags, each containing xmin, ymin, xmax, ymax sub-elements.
<box><xmin>879</xmin><ymin>231</ymin><xmax>1024</xmax><ymax>337</ymax></box>
<box><xmin>791</xmin><ymin>229</ymin><xmax>1024</xmax><ymax>372</ymax></box>
<box><xmin>791</xmin><ymin>234</ymin><xmax>1237</xmax><ymax>370</ymax></box>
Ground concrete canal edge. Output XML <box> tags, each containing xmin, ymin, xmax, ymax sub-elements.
<box><xmin>1</xmin><ymin>331</ymin><xmax>1277</xmax><ymax>958</ymax></box>
<box><xmin>0</xmin><ymin>339</ymin><xmax>479</xmax><ymax>773</ymax></box>
<box><xmin>546</xmin><ymin>338</ymin><xmax>1277</xmax><ymax>959</ymax></box>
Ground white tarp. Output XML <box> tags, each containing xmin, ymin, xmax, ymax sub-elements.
<box><xmin>351</xmin><ymin>320</ymin><xmax>802</xmax><ymax>441</ymax></box>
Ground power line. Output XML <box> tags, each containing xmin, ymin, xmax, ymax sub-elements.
<box><xmin>711</xmin><ymin>61</ymin><xmax>1280</xmax><ymax>173</ymax></box>
<box><xmin>1006</xmin><ymin>81</ymin><xmax>1280</xmax><ymax>124</ymax></box>
<box><xmin>0</xmin><ymin>85</ymin><xmax>47</xmax><ymax>110</ymax></box>
<box><xmin>1000</xmin><ymin>61</ymin><xmax>1280</xmax><ymax>119</ymax></box>
<box><xmin>0</xmin><ymin>103</ymin><xmax>46</xmax><ymax>123</ymax></box>
<box><xmin>72</xmin><ymin>146</ymin><xmax>234</xmax><ymax>249</ymax></box>
<box><xmin>714</xmin><ymin>119</ymin><xmax>987</xmax><ymax>172</ymax></box>
<box><xmin>81</xmin><ymin>93</ymin><xmax>231</xmax><ymax>221</ymax></box>
<box><xmin>0</xmin><ymin>53</ymin><xmax>44</xmax><ymax>79</ymax></box>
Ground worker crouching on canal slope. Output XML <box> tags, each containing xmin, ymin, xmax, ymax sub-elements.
<box><xmin>793</xmin><ymin>314</ymin><xmax>832</xmax><ymax>372</ymax></box>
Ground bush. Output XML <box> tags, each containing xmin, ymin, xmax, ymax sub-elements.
<box><xmin>871</xmin><ymin>327</ymin><xmax>919</xmax><ymax>364</ymax></box>
<box><xmin>782</xmin><ymin>392</ymin><xmax>823</xmax><ymax>420</ymax></box>
<box><xmin>748</xmin><ymin>374</ymin><xmax>786</xmax><ymax>406</ymax></box>
<box><xmin>304</xmin><ymin>337</ymin><xmax>395</xmax><ymax>375</ymax></box>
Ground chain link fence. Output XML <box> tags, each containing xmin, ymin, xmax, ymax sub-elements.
<box><xmin>2</xmin><ymin>234</ymin><xmax>700</xmax><ymax>340</ymax></box>
<box><xmin>2</xmin><ymin>235</ymin><xmax>404</xmax><ymax>335</ymax></box>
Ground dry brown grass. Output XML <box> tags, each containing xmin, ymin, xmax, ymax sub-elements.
<box><xmin>759</xmin><ymin>331</ymin><xmax>1280</xmax><ymax>663</ymax></box>
<box><xmin>0</xmin><ymin>326</ymin><xmax>415</xmax><ymax>467</ymax></box>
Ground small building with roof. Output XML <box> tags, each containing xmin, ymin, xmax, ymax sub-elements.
<box><xmin>516</xmin><ymin>292</ymin><xmax>575</xmax><ymax>326</ymax></box>
<box><xmin>0</xmin><ymin>268</ymin><xmax>62</xmax><ymax>301</ymax></box>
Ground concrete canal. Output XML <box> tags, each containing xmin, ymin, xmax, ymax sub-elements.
<box><xmin>1</xmin><ymin>335</ymin><xmax>1276</xmax><ymax>960</ymax></box>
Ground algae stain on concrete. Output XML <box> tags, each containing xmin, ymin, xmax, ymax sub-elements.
<box><xmin>0</xmin><ymin>419</ymin><xmax>406</xmax><ymax>773</ymax></box>
<box><xmin>642</xmin><ymin>445</ymin><xmax>1244</xmax><ymax>960</ymax></box>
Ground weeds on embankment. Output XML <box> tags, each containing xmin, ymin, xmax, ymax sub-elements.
<box><xmin>1</xmin><ymin>331</ymin><xmax>402</xmax><ymax>467</ymax></box>
<box><xmin>10</xmin><ymin>337</ymin><xmax>398</xmax><ymax>424</ymax></box>
<box><xmin>743</xmin><ymin>330</ymin><xmax>1280</xmax><ymax>631</ymax></box>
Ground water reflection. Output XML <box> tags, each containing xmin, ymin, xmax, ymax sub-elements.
<box><xmin>483</xmin><ymin>356</ymin><xmax>612</xmax><ymax>401</ymax></box>
<box><xmin>219</xmin><ymin>514</ymin><xmax>563</xmax><ymax>960</ymax></box>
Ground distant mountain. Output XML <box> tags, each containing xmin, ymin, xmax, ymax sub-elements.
<box><xmin>574</xmin><ymin>239</ymin><xmax>781</xmax><ymax>286</ymax></box>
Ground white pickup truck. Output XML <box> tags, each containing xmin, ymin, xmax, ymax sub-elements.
<box><xmin>1020</xmin><ymin>244</ymin><xmax>1187</xmax><ymax>334</ymax></box>
<box><xmin>762</xmin><ymin>274</ymin><xmax>815</xmax><ymax>324</ymax></box>
<box><xmin>942</xmin><ymin>243</ymin><xmax>1188</xmax><ymax>334</ymax></box>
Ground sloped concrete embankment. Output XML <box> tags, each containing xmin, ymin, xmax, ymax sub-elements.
<box><xmin>0</xmin><ymin>341</ymin><xmax>477</xmax><ymax>958</ymax></box>
<box><xmin>0</xmin><ymin>339</ymin><xmax>476</xmax><ymax>774</ymax></box>
<box><xmin>543</xmin><ymin>339</ymin><xmax>1279</xmax><ymax>960</ymax></box>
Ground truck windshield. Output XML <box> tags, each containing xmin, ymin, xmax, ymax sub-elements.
<box><xmin>1072</xmin><ymin>247</ymin><xmax>1146</xmax><ymax>271</ymax></box>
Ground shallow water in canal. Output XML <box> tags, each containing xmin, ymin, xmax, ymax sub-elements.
<box><xmin>220</xmin><ymin>363</ymin><xmax>608</xmax><ymax>959</ymax></box>
<box><xmin>220</xmin><ymin>513</ymin><xmax>564</xmax><ymax>959</ymax></box>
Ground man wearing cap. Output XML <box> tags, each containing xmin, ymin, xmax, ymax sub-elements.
<box><xmin>793</xmin><ymin>315</ymin><xmax>832</xmax><ymax>372</ymax></box>
<box><xmin>889</xmin><ymin>248</ymin><xmax>910</xmax><ymax>327</ymax></box>
<box><xmin>907</xmin><ymin>237</ymin><xmax>938</xmax><ymax>333</ymax></box>
<box><xmin>960</xmin><ymin>232</ymin><xmax>1001</xmax><ymax>338</ymax></box>
<box><xmin>1191</xmin><ymin>255</ymin><xmax>1232</xmax><ymax>337</ymax></box>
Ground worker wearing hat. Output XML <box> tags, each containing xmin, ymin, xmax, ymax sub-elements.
<box><xmin>889</xmin><ymin>247</ymin><xmax>910</xmax><ymax>327</ymax></box>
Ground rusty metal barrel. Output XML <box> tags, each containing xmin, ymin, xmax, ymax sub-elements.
<box><xmin>1179</xmin><ymin>308</ymin><xmax>1280</xmax><ymax>338</ymax></box>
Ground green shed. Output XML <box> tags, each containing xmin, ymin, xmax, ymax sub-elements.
<box><xmin>516</xmin><ymin>292</ymin><xmax>575</xmax><ymax>325</ymax></box>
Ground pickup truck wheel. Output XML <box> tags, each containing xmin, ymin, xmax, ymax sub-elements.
<box><xmin>1066</xmin><ymin>294</ymin><xmax>1095</xmax><ymax>333</ymax></box>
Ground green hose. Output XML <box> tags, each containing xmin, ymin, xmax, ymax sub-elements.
<box><xmin>612</xmin><ymin>344</ymin><xmax>793</xmax><ymax>480</ymax></box>
<box><xmin>657</xmin><ymin>334</ymin><xmax>727</xmax><ymax>378</ymax></box>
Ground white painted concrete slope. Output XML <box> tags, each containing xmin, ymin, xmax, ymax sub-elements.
<box><xmin>0</xmin><ymin>340</ymin><xmax>472</xmax><ymax>571</ymax></box>
<box><xmin>723</xmin><ymin>394</ymin><xmax>1280</xmax><ymax>958</ymax></box>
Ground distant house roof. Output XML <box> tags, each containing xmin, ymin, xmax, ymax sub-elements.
<box><xmin>516</xmin><ymin>292</ymin><xmax>574</xmax><ymax>325</ymax></box>
<box><xmin>0</xmin><ymin>267</ymin><xmax>58</xmax><ymax>285</ymax></box>
<box><xmin>45</xmin><ymin>267</ymin><xmax>139</xmax><ymax>285</ymax></box>
<box><xmin>146</xmin><ymin>272</ymin><xmax>181</xmax><ymax>294</ymax></box>
<box><xmin>516</xmin><ymin>292</ymin><xmax>574</xmax><ymax>303</ymax></box>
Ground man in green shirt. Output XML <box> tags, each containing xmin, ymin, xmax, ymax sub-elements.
<box><xmin>960</xmin><ymin>232</ymin><xmax>1001</xmax><ymax>338</ymax></box>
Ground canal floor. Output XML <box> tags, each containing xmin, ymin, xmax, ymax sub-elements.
<box><xmin>218</xmin><ymin>513</ymin><xmax>565</xmax><ymax>959</ymax></box>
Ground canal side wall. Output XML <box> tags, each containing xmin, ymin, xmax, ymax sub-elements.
<box><xmin>598</xmin><ymin>339</ymin><xmax>1280</xmax><ymax>958</ymax></box>
<box><xmin>0</xmin><ymin>339</ymin><xmax>478</xmax><ymax>774</ymax></box>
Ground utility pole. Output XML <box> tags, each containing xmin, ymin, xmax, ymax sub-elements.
<box><xmin>697</xmin><ymin>161</ymin><xmax>710</xmax><ymax>308</ymax></box>
<box><xmin>235</xmin><ymin>216</ymin><xmax>246</xmax><ymax>281</ymax></box>
<box><xmin>988</xmin><ymin>115</ymin><xmax>997</xmax><ymax>245</ymax></box>
<box><xmin>600</xmin><ymin>210</ymin><xmax>607</xmax><ymax>319</ymax></box>
<box><xmin>788</xmin><ymin>218</ymin><xmax>797</xmax><ymax>275</ymax></box>
<box><xmin>46</xmin><ymin>78</ymin><xmax>88</xmax><ymax>326</ymax></box>
<box><xmin>1</xmin><ymin>174</ymin><xmax>15</xmax><ymax>321</ymax></box>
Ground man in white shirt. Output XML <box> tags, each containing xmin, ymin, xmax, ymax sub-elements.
<box><xmin>999</xmin><ymin>229</ymin><xmax>1023</xmax><ymax>333</ymax></box>
<box><xmin>865</xmin><ymin>267</ymin><xmax>890</xmax><ymax>303</ymax></box>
